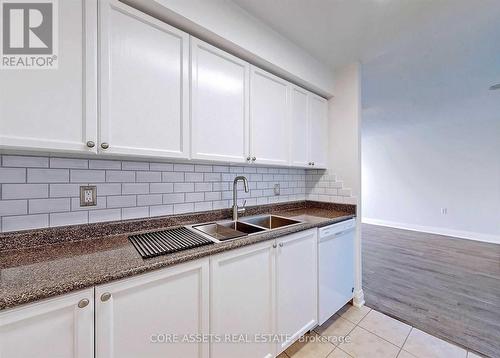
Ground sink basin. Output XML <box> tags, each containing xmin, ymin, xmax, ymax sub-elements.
<box><xmin>192</xmin><ymin>221</ymin><xmax>265</xmax><ymax>241</ymax></box>
<box><xmin>239</xmin><ymin>215</ymin><xmax>302</xmax><ymax>229</ymax></box>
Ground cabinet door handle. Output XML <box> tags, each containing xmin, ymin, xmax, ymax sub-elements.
<box><xmin>86</xmin><ymin>141</ymin><xmax>95</xmax><ymax>148</ymax></box>
<box><xmin>246</xmin><ymin>156</ymin><xmax>251</xmax><ymax>162</ymax></box>
<box><xmin>272</xmin><ymin>243</ymin><xmax>277</xmax><ymax>248</ymax></box>
<box><xmin>252</xmin><ymin>157</ymin><xmax>256</xmax><ymax>162</ymax></box>
<box><xmin>312</xmin><ymin>162</ymin><xmax>315</xmax><ymax>166</ymax></box>
<box><xmin>78</xmin><ymin>298</ymin><xmax>89</xmax><ymax>308</ymax></box>
<box><xmin>101</xmin><ymin>292</ymin><xmax>112</xmax><ymax>302</ymax></box>
<box><xmin>308</xmin><ymin>162</ymin><xmax>312</xmax><ymax>166</ymax></box>
<box><xmin>100</xmin><ymin>142</ymin><xmax>109</xmax><ymax>150</ymax></box>
<box><xmin>279</xmin><ymin>242</ymin><xmax>284</xmax><ymax>247</ymax></box>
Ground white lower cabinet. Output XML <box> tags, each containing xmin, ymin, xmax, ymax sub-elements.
<box><xmin>275</xmin><ymin>229</ymin><xmax>318</xmax><ymax>353</ymax></box>
<box><xmin>210</xmin><ymin>229</ymin><xmax>318</xmax><ymax>357</ymax></box>
<box><xmin>95</xmin><ymin>258</ymin><xmax>209</xmax><ymax>358</ymax></box>
<box><xmin>0</xmin><ymin>288</ymin><xmax>94</xmax><ymax>358</ymax></box>
<box><xmin>210</xmin><ymin>241</ymin><xmax>276</xmax><ymax>358</ymax></box>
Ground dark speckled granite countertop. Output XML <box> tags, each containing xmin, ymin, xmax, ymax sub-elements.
<box><xmin>0</xmin><ymin>201</ymin><xmax>355</xmax><ymax>311</ymax></box>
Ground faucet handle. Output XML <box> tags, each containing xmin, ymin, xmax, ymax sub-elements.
<box><xmin>237</xmin><ymin>200</ymin><xmax>247</xmax><ymax>214</ymax></box>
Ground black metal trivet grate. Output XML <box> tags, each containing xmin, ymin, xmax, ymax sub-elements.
<box><xmin>129</xmin><ymin>227</ymin><xmax>214</xmax><ymax>259</ymax></box>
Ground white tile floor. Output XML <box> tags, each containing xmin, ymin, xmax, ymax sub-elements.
<box><xmin>278</xmin><ymin>304</ymin><xmax>485</xmax><ymax>358</ymax></box>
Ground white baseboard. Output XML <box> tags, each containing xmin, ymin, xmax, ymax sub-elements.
<box><xmin>362</xmin><ymin>217</ymin><xmax>500</xmax><ymax>245</ymax></box>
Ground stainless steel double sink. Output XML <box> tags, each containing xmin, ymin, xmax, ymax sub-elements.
<box><xmin>188</xmin><ymin>215</ymin><xmax>302</xmax><ymax>242</ymax></box>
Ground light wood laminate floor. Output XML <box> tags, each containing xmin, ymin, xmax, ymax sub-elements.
<box><xmin>362</xmin><ymin>224</ymin><xmax>500</xmax><ymax>358</ymax></box>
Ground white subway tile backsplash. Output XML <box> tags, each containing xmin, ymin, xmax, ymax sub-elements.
<box><xmin>194</xmin><ymin>201</ymin><xmax>212</xmax><ymax>212</ymax></box>
<box><xmin>204</xmin><ymin>192</ymin><xmax>221</xmax><ymax>201</ymax></box>
<box><xmin>107</xmin><ymin>195</ymin><xmax>136</xmax><ymax>208</ymax></box>
<box><xmin>106</xmin><ymin>170</ymin><xmax>135</xmax><ymax>183</ymax></box>
<box><xmin>29</xmin><ymin>198</ymin><xmax>70</xmax><ymax>214</ymax></box>
<box><xmin>122</xmin><ymin>206</ymin><xmax>149</xmax><ymax>220</ymax></box>
<box><xmin>71</xmin><ymin>197</ymin><xmax>107</xmax><ymax>211</ymax></box>
<box><xmin>162</xmin><ymin>172</ymin><xmax>184</xmax><ymax>182</ymax></box>
<box><xmin>150</xmin><ymin>183</ymin><xmax>174</xmax><ymax>194</ymax></box>
<box><xmin>0</xmin><ymin>168</ymin><xmax>25</xmax><ymax>183</ymax></box>
<box><xmin>50</xmin><ymin>184</ymin><xmax>81</xmax><ymax>198</ymax></box>
<box><xmin>185</xmin><ymin>172</ymin><xmax>204</xmax><ymax>182</ymax></box>
<box><xmin>70</xmin><ymin>170</ymin><xmax>105</xmax><ymax>183</ymax></box>
<box><xmin>93</xmin><ymin>183</ymin><xmax>121</xmax><ymax>196</ymax></box>
<box><xmin>195</xmin><ymin>182</ymin><xmax>212</xmax><ymax>192</ymax></box>
<box><xmin>2</xmin><ymin>214</ymin><xmax>49</xmax><ymax>231</ymax></box>
<box><xmin>150</xmin><ymin>204</ymin><xmax>173</xmax><ymax>217</ymax></box>
<box><xmin>136</xmin><ymin>171</ymin><xmax>162</xmax><ymax>182</ymax></box>
<box><xmin>0</xmin><ymin>155</ymin><xmax>350</xmax><ymax>233</ymax></box>
<box><xmin>89</xmin><ymin>159</ymin><xmax>121</xmax><ymax>170</ymax></box>
<box><xmin>174</xmin><ymin>183</ymin><xmax>194</xmax><ymax>193</ymax></box>
<box><xmin>185</xmin><ymin>192</ymin><xmax>204</xmax><ymax>202</ymax></box>
<box><xmin>163</xmin><ymin>193</ymin><xmax>185</xmax><ymax>204</ymax></box>
<box><xmin>2</xmin><ymin>184</ymin><xmax>48</xmax><ymax>200</ymax></box>
<box><xmin>174</xmin><ymin>163</ymin><xmax>194</xmax><ymax>172</ymax></box>
<box><xmin>50</xmin><ymin>211</ymin><xmax>88</xmax><ymax>227</ymax></box>
<box><xmin>205</xmin><ymin>173</ymin><xmax>222</xmax><ymax>182</ymax></box>
<box><xmin>122</xmin><ymin>183</ymin><xmax>149</xmax><ymax>195</ymax></box>
<box><xmin>150</xmin><ymin>162</ymin><xmax>173</xmax><ymax>171</ymax></box>
<box><xmin>28</xmin><ymin>168</ymin><xmax>69</xmax><ymax>183</ymax></box>
<box><xmin>0</xmin><ymin>200</ymin><xmax>27</xmax><ymax>216</ymax></box>
<box><xmin>89</xmin><ymin>209</ymin><xmax>121</xmax><ymax>223</ymax></box>
<box><xmin>3</xmin><ymin>155</ymin><xmax>48</xmax><ymax>168</ymax></box>
<box><xmin>174</xmin><ymin>202</ymin><xmax>194</xmax><ymax>214</ymax></box>
<box><xmin>195</xmin><ymin>165</ymin><xmax>212</xmax><ymax>172</ymax></box>
<box><xmin>50</xmin><ymin>158</ymin><xmax>88</xmax><ymax>169</ymax></box>
<box><xmin>122</xmin><ymin>161</ymin><xmax>149</xmax><ymax>171</ymax></box>
<box><xmin>137</xmin><ymin>194</ymin><xmax>163</xmax><ymax>206</ymax></box>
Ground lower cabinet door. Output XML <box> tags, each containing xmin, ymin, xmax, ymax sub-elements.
<box><xmin>0</xmin><ymin>288</ymin><xmax>94</xmax><ymax>358</ymax></box>
<box><xmin>210</xmin><ymin>241</ymin><xmax>276</xmax><ymax>358</ymax></box>
<box><xmin>95</xmin><ymin>258</ymin><xmax>209</xmax><ymax>358</ymax></box>
<box><xmin>276</xmin><ymin>229</ymin><xmax>318</xmax><ymax>353</ymax></box>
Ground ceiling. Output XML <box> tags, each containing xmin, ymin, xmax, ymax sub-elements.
<box><xmin>231</xmin><ymin>0</ymin><xmax>500</xmax><ymax>71</ymax></box>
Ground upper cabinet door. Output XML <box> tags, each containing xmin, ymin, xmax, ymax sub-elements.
<box><xmin>191</xmin><ymin>38</ymin><xmax>250</xmax><ymax>163</ymax></box>
<box><xmin>290</xmin><ymin>86</ymin><xmax>309</xmax><ymax>167</ymax></box>
<box><xmin>308</xmin><ymin>94</ymin><xmax>328</xmax><ymax>169</ymax></box>
<box><xmin>250</xmin><ymin>67</ymin><xmax>290</xmax><ymax>166</ymax></box>
<box><xmin>0</xmin><ymin>0</ymin><xmax>97</xmax><ymax>154</ymax></box>
<box><xmin>99</xmin><ymin>0</ymin><xmax>189</xmax><ymax>158</ymax></box>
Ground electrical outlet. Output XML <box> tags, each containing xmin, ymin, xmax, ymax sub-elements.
<box><xmin>441</xmin><ymin>208</ymin><xmax>448</xmax><ymax>215</ymax></box>
<box><xmin>273</xmin><ymin>184</ymin><xmax>280</xmax><ymax>196</ymax></box>
<box><xmin>80</xmin><ymin>186</ymin><xmax>97</xmax><ymax>206</ymax></box>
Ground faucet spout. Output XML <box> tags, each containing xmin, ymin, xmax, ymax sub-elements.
<box><xmin>233</xmin><ymin>176</ymin><xmax>249</xmax><ymax>221</ymax></box>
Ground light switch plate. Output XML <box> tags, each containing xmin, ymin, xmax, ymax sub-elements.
<box><xmin>80</xmin><ymin>186</ymin><xmax>97</xmax><ymax>206</ymax></box>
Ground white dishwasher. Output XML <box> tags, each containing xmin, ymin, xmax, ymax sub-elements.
<box><xmin>318</xmin><ymin>218</ymin><xmax>356</xmax><ymax>325</ymax></box>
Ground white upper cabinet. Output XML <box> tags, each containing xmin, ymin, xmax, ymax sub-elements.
<box><xmin>98</xmin><ymin>0</ymin><xmax>189</xmax><ymax>158</ymax></box>
<box><xmin>96</xmin><ymin>258</ymin><xmax>209</xmax><ymax>358</ymax></box>
<box><xmin>191</xmin><ymin>38</ymin><xmax>250</xmax><ymax>163</ymax></box>
<box><xmin>250</xmin><ymin>66</ymin><xmax>290</xmax><ymax>166</ymax></box>
<box><xmin>0</xmin><ymin>0</ymin><xmax>97</xmax><ymax>154</ymax></box>
<box><xmin>308</xmin><ymin>94</ymin><xmax>329</xmax><ymax>169</ymax></box>
<box><xmin>0</xmin><ymin>288</ymin><xmax>94</xmax><ymax>358</ymax></box>
<box><xmin>290</xmin><ymin>86</ymin><xmax>309</xmax><ymax>167</ymax></box>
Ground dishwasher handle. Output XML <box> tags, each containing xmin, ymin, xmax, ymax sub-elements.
<box><xmin>319</xmin><ymin>227</ymin><xmax>355</xmax><ymax>242</ymax></box>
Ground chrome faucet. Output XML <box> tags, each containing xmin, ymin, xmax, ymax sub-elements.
<box><xmin>232</xmin><ymin>176</ymin><xmax>249</xmax><ymax>221</ymax></box>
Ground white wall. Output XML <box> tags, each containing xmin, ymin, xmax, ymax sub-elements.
<box><xmin>361</xmin><ymin>5</ymin><xmax>500</xmax><ymax>243</ymax></box>
<box><xmin>327</xmin><ymin>63</ymin><xmax>363</xmax><ymax>306</ymax></box>
<box><xmin>124</xmin><ymin>0</ymin><xmax>335</xmax><ymax>97</ymax></box>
